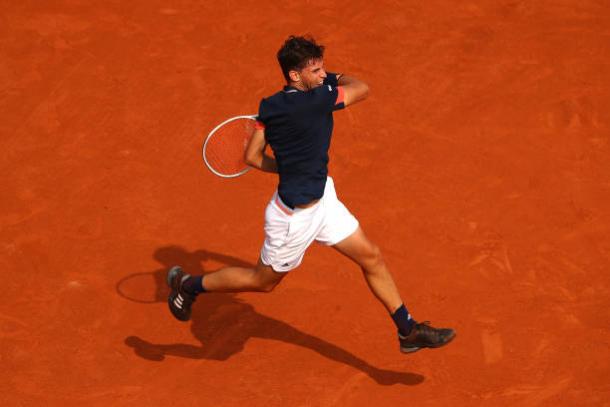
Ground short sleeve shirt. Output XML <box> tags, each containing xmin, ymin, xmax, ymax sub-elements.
<box><xmin>256</xmin><ymin>73</ymin><xmax>345</xmax><ymax>208</ymax></box>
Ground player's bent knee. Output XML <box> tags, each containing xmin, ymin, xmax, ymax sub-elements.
<box><xmin>258</xmin><ymin>278</ymin><xmax>281</xmax><ymax>293</ymax></box>
<box><xmin>362</xmin><ymin>243</ymin><xmax>385</xmax><ymax>270</ymax></box>
<box><xmin>260</xmin><ymin>282</ymin><xmax>277</xmax><ymax>293</ymax></box>
<box><xmin>252</xmin><ymin>266</ymin><xmax>284</xmax><ymax>292</ymax></box>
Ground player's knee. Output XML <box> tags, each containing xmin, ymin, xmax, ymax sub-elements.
<box><xmin>372</xmin><ymin>244</ymin><xmax>384</xmax><ymax>266</ymax></box>
<box><xmin>258</xmin><ymin>279</ymin><xmax>280</xmax><ymax>293</ymax></box>
<box><xmin>253</xmin><ymin>271</ymin><xmax>282</xmax><ymax>292</ymax></box>
<box><xmin>362</xmin><ymin>243</ymin><xmax>384</xmax><ymax>270</ymax></box>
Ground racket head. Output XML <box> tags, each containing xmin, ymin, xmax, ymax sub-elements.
<box><xmin>202</xmin><ymin>115</ymin><xmax>257</xmax><ymax>178</ymax></box>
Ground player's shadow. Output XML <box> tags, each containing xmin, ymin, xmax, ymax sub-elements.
<box><xmin>120</xmin><ymin>245</ymin><xmax>424</xmax><ymax>386</ymax></box>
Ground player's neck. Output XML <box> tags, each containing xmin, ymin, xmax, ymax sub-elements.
<box><xmin>288</xmin><ymin>81</ymin><xmax>306</xmax><ymax>91</ymax></box>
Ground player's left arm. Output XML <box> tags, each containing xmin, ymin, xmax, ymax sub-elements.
<box><xmin>321</xmin><ymin>72</ymin><xmax>367</xmax><ymax>109</ymax></box>
<box><xmin>336</xmin><ymin>74</ymin><xmax>369</xmax><ymax>106</ymax></box>
<box><xmin>244</xmin><ymin>128</ymin><xmax>277</xmax><ymax>173</ymax></box>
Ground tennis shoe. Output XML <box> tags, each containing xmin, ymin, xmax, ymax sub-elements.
<box><xmin>167</xmin><ymin>266</ymin><xmax>196</xmax><ymax>322</ymax></box>
<box><xmin>399</xmin><ymin>321</ymin><xmax>455</xmax><ymax>353</ymax></box>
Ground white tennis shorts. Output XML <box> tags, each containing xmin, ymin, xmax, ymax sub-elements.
<box><xmin>260</xmin><ymin>177</ymin><xmax>359</xmax><ymax>272</ymax></box>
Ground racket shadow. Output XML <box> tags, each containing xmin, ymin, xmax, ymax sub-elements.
<box><xmin>122</xmin><ymin>245</ymin><xmax>424</xmax><ymax>386</ymax></box>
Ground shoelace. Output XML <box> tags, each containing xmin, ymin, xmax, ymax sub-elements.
<box><xmin>415</xmin><ymin>321</ymin><xmax>442</xmax><ymax>339</ymax></box>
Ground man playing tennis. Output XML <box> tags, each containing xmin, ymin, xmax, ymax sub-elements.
<box><xmin>168</xmin><ymin>35</ymin><xmax>455</xmax><ymax>353</ymax></box>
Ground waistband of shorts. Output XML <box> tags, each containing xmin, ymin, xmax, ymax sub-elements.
<box><xmin>273</xmin><ymin>193</ymin><xmax>321</xmax><ymax>216</ymax></box>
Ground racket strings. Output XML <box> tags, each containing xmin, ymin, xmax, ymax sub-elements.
<box><xmin>205</xmin><ymin>118</ymin><xmax>254</xmax><ymax>176</ymax></box>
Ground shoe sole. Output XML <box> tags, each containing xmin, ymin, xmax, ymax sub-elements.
<box><xmin>400</xmin><ymin>331</ymin><xmax>457</xmax><ymax>354</ymax></box>
<box><xmin>167</xmin><ymin>266</ymin><xmax>183</xmax><ymax>288</ymax></box>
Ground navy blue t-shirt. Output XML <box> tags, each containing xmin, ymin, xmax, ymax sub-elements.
<box><xmin>256</xmin><ymin>73</ymin><xmax>345</xmax><ymax>208</ymax></box>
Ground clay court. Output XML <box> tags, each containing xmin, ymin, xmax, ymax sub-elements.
<box><xmin>2</xmin><ymin>1</ymin><xmax>609</xmax><ymax>405</ymax></box>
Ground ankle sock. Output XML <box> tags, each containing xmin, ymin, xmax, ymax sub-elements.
<box><xmin>182</xmin><ymin>275</ymin><xmax>206</xmax><ymax>295</ymax></box>
<box><xmin>391</xmin><ymin>304</ymin><xmax>415</xmax><ymax>336</ymax></box>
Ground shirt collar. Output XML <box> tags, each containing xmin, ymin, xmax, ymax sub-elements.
<box><xmin>283</xmin><ymin>85</ymin><xmax>300</xmax><ymax>93</ymax></box>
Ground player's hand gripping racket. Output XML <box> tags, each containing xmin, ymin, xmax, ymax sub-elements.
<box><xmin>202</xmin><ymin>115</ymin><xmax>256</xmax><ymax>178</ymax></box>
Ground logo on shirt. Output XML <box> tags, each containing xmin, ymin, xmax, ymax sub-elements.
<box><xmin>327</xmin><ymin>85</ymin><xmax>332</xmax><ymax>91</ymax></box>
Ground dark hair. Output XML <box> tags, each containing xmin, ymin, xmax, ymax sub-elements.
<box><xmin>277</xmin><ymin>35</ymin><xmax>325</xmax><ymax>82</ymax></box>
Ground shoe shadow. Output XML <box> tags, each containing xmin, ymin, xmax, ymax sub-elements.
<box><xmin>121</xmin><ymin>245</ymin><xmax>424</xmax><ymax>386</ymax></box>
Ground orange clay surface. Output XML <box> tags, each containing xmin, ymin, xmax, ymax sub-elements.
<box><xmin>1</xmin><ymin>1</ymin><xmax>610</xmax><ymax>406</ymax></box>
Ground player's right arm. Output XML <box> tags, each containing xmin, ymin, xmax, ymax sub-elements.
<box><xmin>337</xmin><ymin>74</ymin><xmax>369</xmax><ymax>106</ymax></box>
<box><xmin>244</xmin><ymin>127</ymin><xmax>278</xmax><ymax>173</ymax></box>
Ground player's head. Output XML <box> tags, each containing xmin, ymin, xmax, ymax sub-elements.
<box><xmin>277</xmin><ymin>35</ymin><xmax>327</xmax><ymax>90</ymax></box>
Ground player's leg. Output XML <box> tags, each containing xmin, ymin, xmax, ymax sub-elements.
<box><xmin>314</xmin><ymin>178</ymin><xmax>403</xmax><ymax>313</ymax></box>
<box><xmin>332</xmin><ymin>227</ymin><xmax>456</xmax><ymax>353</ymax></box>
<box><xmin>167</xmin><ymin>191</ymin><xmax>318</xmax><ymax>322</ymax></box>
<box><xmin>333</xmin><ymin>227</ymin><xmax>455</xmax><ymax>353</ymax></box>
<box><xmin>202</xmin><ymin>258</ymin><xmax>285</xmax><ymax>293</ymax></box>
<box><xmin>331</xmin><ymin>227</ymin><xmax>401</xmax><ymax>313</ymax></box>
<box><xmin>317</xmin><ymin>178</ymin><xmax>455</xmax><ymax>352</ymax></box>
<box><xmin>167</xmin><ymin>259</ymin><xmax>286</xmax><ymax>322</ymax></box>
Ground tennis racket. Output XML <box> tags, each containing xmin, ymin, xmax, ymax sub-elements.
<box><xmin>202</xmin><ymin>115</ymin><xmax>257</xmax><ymax>178</ymax></box>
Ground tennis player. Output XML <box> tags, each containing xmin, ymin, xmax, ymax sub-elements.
<box><xmin>168</xmin><ymin>35</ymin><xmax>455</xmax><ymax>353</ymax></box>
